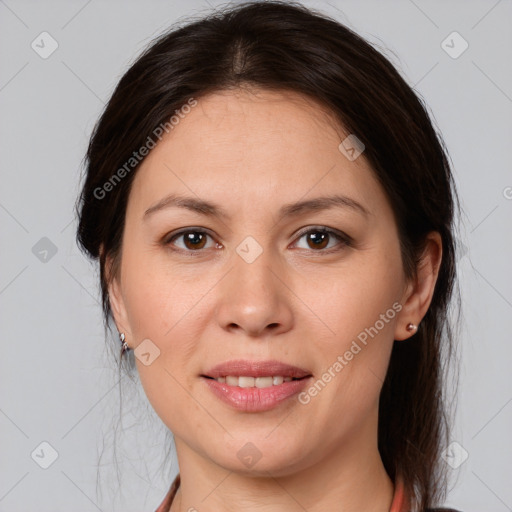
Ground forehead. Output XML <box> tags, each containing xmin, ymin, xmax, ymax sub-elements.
<box><xmin>172</xmin><ymin>88</ymin><xmax>346</xmax><ymax>158</ymax></box>
<box><xmin>193</xmin><ymin>87</ymin><xmax>342</xmax><ymax>129</ymax></box>
<box><xmin>127</xmin><ymin>88</ymin><xmax>388</xmax><ymax>222</ymax></box>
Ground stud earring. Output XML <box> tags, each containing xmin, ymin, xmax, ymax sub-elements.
<box><xmin>406</xmin><ymin>323</ymin><xmax>418</xmax><ymax>333</ymax></box>
<box><xmin>120</xmin><ymin>332</ymin><xmax>130</xmax><ymax>355</ymax></box>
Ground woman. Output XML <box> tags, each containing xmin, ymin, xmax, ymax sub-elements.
<box><xmin>76</xmin><ymin>2</ymin><xmax>462</xmax><ymax>511</ymax></box>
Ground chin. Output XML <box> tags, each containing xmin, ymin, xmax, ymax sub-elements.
<box><xmin>208</xmin><ymin>436</ymin><xmax>307</xmax><ymax>477</ymax></box>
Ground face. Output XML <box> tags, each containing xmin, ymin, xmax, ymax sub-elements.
<box><xmin>108</xmin><ymin>88</ymin><xmax>416</xmax><ymax>477</ymax></box>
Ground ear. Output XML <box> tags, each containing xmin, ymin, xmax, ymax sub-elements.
<box><xmin>394</xmin><ymin>231</ymin><xmax>443</xmax><ymax>341</ymax></box>
<box><xmin>101</xmin><ymin>245</ymin><xmax>132</xmax><ymax>347</ymax></box>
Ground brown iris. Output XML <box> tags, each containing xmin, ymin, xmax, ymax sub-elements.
<box><xmin>182</xmin><ymin>231</ymin><xmax>208</xmax><ymax>250</ymax></box>
<box><xmin>306</xmin><ymin>231</ymin><xmax>329</xmax><ymax>250</ymax></box>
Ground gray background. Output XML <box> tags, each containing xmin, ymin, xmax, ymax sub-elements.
<box><xmin>1</xmin><ymin>0</ymin><xmax>511</xmax><ymax>511</ymax></box>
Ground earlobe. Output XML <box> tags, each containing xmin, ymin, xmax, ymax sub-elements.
<box><xmin>394</xmin><ymin>232</ymin><xmax>442</xmax><ymax>341</ymax></box>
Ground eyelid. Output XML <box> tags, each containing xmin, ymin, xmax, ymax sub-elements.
<box><xmin>293</xmin><ymin>225</ymin><xmax>351</xmax><ymax>242</ymax></box>
<box><xmin>164</xmin><ymin>226</ymin><xmax>214</xmax><ymax>243</ymax></box>
<box><xmin>163</xmin><ymin>227</ymin><xmax>218</xmax><ymax>250</ymax></box>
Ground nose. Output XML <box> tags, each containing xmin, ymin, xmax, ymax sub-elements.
<box><xmin>215</xmin><ymin>246</ymin><xmax>294</xmax><ymax>338</ymax></box>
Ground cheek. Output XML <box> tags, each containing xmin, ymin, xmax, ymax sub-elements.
<box><xmin>121</xmin><ymin>245</ymin><xmax>198</xmax><ymax>338</ymax></box>
<box><xmin>295</xmin><ymin>250</ymin><xmax>402</xmax><ymax>415</ymax></box>
<box><xmin>121</xmin><ymin>264</ymin><xmax>202</xmax><ymax>426</ymax></box>
<box><xmin>119</xmin><ymin>249</ymin><xmax>212</xmax><ymax>408</ymax></box>
<box><xmin>295</xmin><ymin>250</ymin><xmax>403</xmax><ymax>343</ymax></box>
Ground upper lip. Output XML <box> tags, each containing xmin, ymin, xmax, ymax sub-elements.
<box><xmin>203</xmin><ymin>359</ymin><xmax>312</xmax><ymax>379</ymax></box>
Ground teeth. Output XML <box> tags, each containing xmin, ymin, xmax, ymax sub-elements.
<box><xmin>216</xmin><ymin>376</ymin><xmax>295</xmax><ymax>388</ymax></box>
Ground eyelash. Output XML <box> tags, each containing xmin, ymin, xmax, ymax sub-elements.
<box><xmin>163</xmin><ymin>226</ymin><xmax>352</xmax><ymax>256</ymax></box>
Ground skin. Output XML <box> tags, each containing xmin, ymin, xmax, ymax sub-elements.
<box><xmin>106</xmin><ymin>88</ymin><xmax>442</xmax><ymax>512</ymax></box>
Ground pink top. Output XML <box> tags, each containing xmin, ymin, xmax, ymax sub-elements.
<box><xmin>155</xmin><ymin>473</ymin><xmax>409</xmax><ymax>512</ymax></box>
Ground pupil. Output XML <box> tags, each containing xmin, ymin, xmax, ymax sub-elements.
<box><xmin>186</xmin><ymin>232</ymin><xmax>205</xmax><ymax>249</ymax></box>
<box><xmin>309</xmin><ymin>232</ymin><xmax>328</xmax><ymax>249</ymax></box>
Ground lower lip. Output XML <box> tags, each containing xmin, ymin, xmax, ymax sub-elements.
<box><xmin>202</xmin><ymin>377</ymin><xmax>312</xmax><ymax>412</ymax></box>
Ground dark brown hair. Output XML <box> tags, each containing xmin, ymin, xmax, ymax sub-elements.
<box><xmin>76</xmin><ymin>1</ymin><xmax>461</xmax><ymax>509</ymax></box>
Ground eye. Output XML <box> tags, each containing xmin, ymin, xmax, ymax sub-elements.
<box><xmin>165</xmin><ymin>229</ymin><xmax>220</xmax><ymax>252</ymax></box>
<box><xmin>163</xmin><ymin>226</ymin><xmax>351</xmax><ymax>254</ymax></box>
<box><xmin>292</xmin><ymin>226</ymin><xmax>351</xmax><ymax>252</ymax></box>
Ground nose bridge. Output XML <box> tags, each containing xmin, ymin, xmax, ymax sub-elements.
<box><xmin>232</xmin><ymin>239</ymin><xmax>280</xmax><ymax>309</ymax></box>
<box><xmin>216</xmin><ymin>238</ymin><xmax>293</xmax><ymax>336</ymax></box>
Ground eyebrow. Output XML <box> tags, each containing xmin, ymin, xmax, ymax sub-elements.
<box><xmin>143</xmin><ymin>193</ymin><xmax>371</xmax><ymax>221</ymax></box>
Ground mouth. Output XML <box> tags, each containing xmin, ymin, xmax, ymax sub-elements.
<box><xmin>200</xmin><ymin>359</ymin><xmax>313</xmax><ymax>412</ymax></box>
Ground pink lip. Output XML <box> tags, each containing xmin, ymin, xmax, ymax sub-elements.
<box><xmin>201</xmin><ymin>359</ymin><xmax>313</xmax><ymax>412</ymax></box>
<box><xmin>202</xmin><ymin>376</ymin><xmax>312</xmax><ymax>412</ymax></box>
<box><xmin>203</xmin><ymin>359</ymin><xmax>311</xmax><ymax>379</ymax></box>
